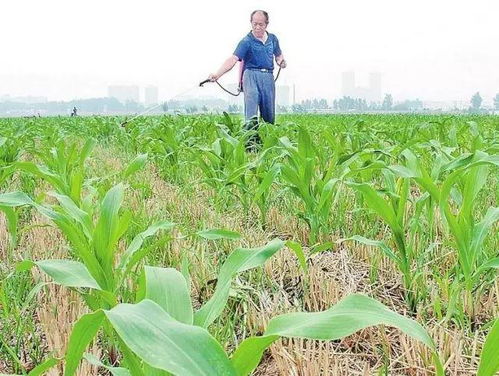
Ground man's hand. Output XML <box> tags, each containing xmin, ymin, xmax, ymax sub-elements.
<box><xmin>278</xmin><ymin>59</ymin><xmax>287</xmax><ymax>68</ymax></box>
<box><xmin>208</xmin><ymin>73</ymin><xmax>219</xmax><ymax>82</ymax></box>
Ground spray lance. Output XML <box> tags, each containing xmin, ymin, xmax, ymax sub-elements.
<box><xmin>120</xmin><ymin>61</ymin><xmax>284</xmax><ymax>127</ymax></box>
<box><xmin>119</xmin><ymin>85</ymin><xmax>198</xmax><ymax>127</ymax></box>
<box><xmin>120</xmin><ymin>64</ymin><xmax>246</xmax><ymax>127</ymax></box>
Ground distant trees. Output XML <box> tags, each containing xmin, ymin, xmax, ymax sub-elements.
<box><xmin>392</xmin><ymin>99</ymin><xmax>423</xmax><ymax>111</ymax></box>
<box><xmin>494</xmin><ymin>93</ymin><xmax>499</xmax><ymax>110</ymax></box>
<box><xmin>185</xmin><ymin>106</ymin><xmax>198</xmax><ymax>114</ymax></box>
<box><xmin>332</xmin><ymin>97</ymin><xmax>368</xmax><ymax>111</ymax></box>
<box><xmin>291</xmin><ymin>104</ymin><xmax>305</xmax><ymax>113</ymax></box>
<box><xmin>300</xmin><ymin>98</ymin><xmax>328</xmax><ymax>110</ymax></box>
<box><xmin>470</xmin><ymin>92</ymin><xmax>482</xmax><ymax>111</ymax></box>
<box><xmin>382</xmin><ymin>94</ymin><xmax>393</xmax><ymax>110</ymax></box>
<box><xmin>0</xmin><ymin>97</ymin><xmax>136</xmax><ymax>115</ymax></box>
<box><xmin>124</xmin><ymin>100</ymin><xmax>143</xmax><ymax>112</ymax></box>
<box><xmin>290</xmin><ymin>99</ymin><xmax>328</xmax><ymax>113</ymax></box>
<box><xmin>277</xmin><ymin>105</ymin><xmax>288</xmax><ymax>113</ymax></box>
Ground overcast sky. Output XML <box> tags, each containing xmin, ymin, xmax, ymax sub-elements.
<box><xmin>1</xmin><ymin>0</ymin><xmax>498</xmax><ymax>103</ymax></box>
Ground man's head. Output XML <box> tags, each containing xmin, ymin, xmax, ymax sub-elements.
<box><xmin>250</xmin><ymin>10</ymin><xmax>268</xmax><ymax>39</ymax></box>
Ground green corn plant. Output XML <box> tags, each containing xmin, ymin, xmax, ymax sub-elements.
<box><xmin>0</xmin><ymin>192</ymin><xmax>35</xmax><ymax>253</ymax></box>
<box><xmin>15</xmin><ymin>138</ymin><xmax>96</xmax><ymax>206</ymax></box>
<box><xmin>60</xmin><ymin>293</ymin><xmax>442</xmax><ymax>376</ymax></box>
<box><xmin>0</xmin><ymin>270</ymin><xmax>49</xmax><ymax>374</ymax></box>
<box><xmin>346</xmin><ymin>169</ymin><xmax>420</xmax><ymax>310</ymax></box>
<box><xmin>92</xmin><ymin>153</ymin><xmax>149</xmax><ymax>198</ymax></box>
<box><xmin>389</xmin><ymin>148</ymin><xmax>499</xmax><ymax>318</ymax></box>
<box><xmin>21</xmin><ymin>238</ymin><xmax>442</xmax><ymax>376</ymax></box>
<box><xmin>10</xmin><ymin>239</ymin><xmax>283</xmax><ymax>374</ymax></box>
<box><xmin>251</xmin><ymin>162</ymin><xmax>281</xmax><ymax>226</ymax></box>
<box><xmin>2</xmin><ymin>184</ymin><xmax>172</xmax><ymax>372</ymax></box>
<box><xmin>437</xmin><ymin>154</ymin><xmax>498</xmax><ymax>318</ymax></box>
<box><xmin>3</xmin><ymin>185</ymin><xmax>174</xmax><ymax>308</ymax></box>
<box><xmin>193</xmin><ymin>125</ymin><xmax>254</xmax><ymax>213</ymax></box>
<box><xmin>0</xmin><ymin>135</ymin><xmax>24</xmax><ymax>187</ymax></box>
<box><xmin>218</xmin><ymin>111</ymin><xmax>244</xmax><ymax>135</ymax></box>
<box><xmin>0</xmin><ymin>130</ymin><xmax>30</xmax><ymax>250</ymax></box>
<box><xmin>0</xmin><ymin>143</ymin><xmax>148</xmax><ymax>256</ymax></box>
<box><xmin>278</xmin><ymin>127</ymin><xmax>343</xmax><ymax>243</ymax></box>
<box><xmin>127</xmin><ymin>116</ymin><xmax>197</xmax><ymax>182</ymax></box>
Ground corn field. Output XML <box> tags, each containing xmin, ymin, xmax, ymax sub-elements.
<box><xmin>0</xmin><ymin>113</ymin><xmax>497</xmax><ymax>375</ymax></box>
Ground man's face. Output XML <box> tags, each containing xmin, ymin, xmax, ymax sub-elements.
<box><xmin>251</xmin><ymin>12</ymin><xmax>267</xmax><ymax>38</ymax></box>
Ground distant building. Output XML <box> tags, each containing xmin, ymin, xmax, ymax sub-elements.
<box><xmin>108</xmin><ymin>85</ymin><xmax>140</xmax><ymax>104</ymax></box>
<box><xmin>144</xmin><ymin>86</ymin><xmax>159</xmax><ymax>106</ymax></box>
<box><xmin>341</xmin><ymin>72</ymin><xmax>382</xmax><ymax>102</ymax></box>
<box><xmin>276</xmin><ymin>85</ymin><xmax>291</xmax><ymax>107</ymax></box>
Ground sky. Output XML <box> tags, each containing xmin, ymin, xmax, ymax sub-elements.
<box><xmin>1</xmin><ymin>0</ymin><xmax>498</xmax><ymax>103</ymax></box>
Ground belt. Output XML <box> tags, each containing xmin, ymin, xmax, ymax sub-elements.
<box><xmin>247</xmin><ymin>68</ymin><xmax>273</xmax><ymax>73</ymax></box>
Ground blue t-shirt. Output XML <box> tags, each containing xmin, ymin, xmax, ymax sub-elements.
<box><xmin>233</xmin><ymin>32</ymin><xmax>282</xmax><ymax>71</ymax></box>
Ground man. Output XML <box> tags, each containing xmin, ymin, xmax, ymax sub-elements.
<box><xmin>208</xmin><ymin>10</ymin><xmax>286</xmax><ymax>136</ymax></box>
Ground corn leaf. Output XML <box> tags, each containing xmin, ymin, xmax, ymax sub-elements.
<box><xmin>122</xmin><ymin>153</ymin><xmax>148</xmax><ymax>179</ymax></box>
<box><xmin>286</xmin><ymin>240</ymin><xmax>308</xmax><ymax>273</ymax></box>
<box><xmin>64</xmin><ymin>310</ymin><xmax>105</xmax><ymax>376</ymax></box>
<box><xmin>0</xmin><ymin>191</ymin><xmax>33</xmax><ymax>207</ymax></box>
<box><xmin>93</xmin><ymin>183</ymin><xmax>124</xmax><ymax>288</ymax></box>
<box><xmin>231</xmin><ymin>294</ymin><xmax>438</xmax><ymax>376</ymax></box>
<box><xmin>194</xmin><ymin>239</ymin><xmax>284</xmax><ymax>328</ymax></box>
<box><xmin>83</xmin><ymin>353</ymin><xmax>131</xmax><ymax>376</ymax></box>
<box><xmin>196</xmin><ymin>229</ymin><xmax>241</xmax><ymax>240</ymax></box>
<box><xmin>142</xmin><ymin>266</ymin><xmax>193</xmax><ymax>325</ymax></box>
<box><xmin>17</xmin><ymin>259</ymin><xmax>102</xmax><ymax>290</ymax></box>
<box><xmin>119</xmin><ymin>221</ymin><xmax>175</xmax><ymax>272</ymax></box>
<box><xmin>0</xmin><ymin>206</ymin><xmax>18</xmax><ymax>248</ymax></box>
<box><xmin>477</xmin><ymin>319</ymin><xmax>499</xmax><ymax>376</ymax></box>
<box><xmin>341</xmin><ymin>235</ymin><xmax>400</xmax><ymax>263</ymax></box>
<box><xmin>104</xmin><ymin>299</ymin><xmax>236</xmax><ymax>376</ymax></box>
<box><xmin>348</xmin><ymin>182</ymin><xmax>400</xmax><ymax>232</ymax></box>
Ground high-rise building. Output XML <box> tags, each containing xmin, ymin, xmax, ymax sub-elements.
<box><xmin>108</xmin><ymin>85</ymin><xmax>140</xmax><ymax>103</ymax></box>
<box><xmin>144</xmin><ymin>86</ymin><xmax>159</xmax><ymax>106</ymax></box>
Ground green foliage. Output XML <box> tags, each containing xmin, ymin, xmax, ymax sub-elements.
<box><xmin>477</xmin><ymin>319</ymin><xmax>499</xmax><ymax>376</ymax></box>
<box><xmin>0</xmin><ymin>113</ymin><xmax>497</xmax><ymax>375</ymax></box>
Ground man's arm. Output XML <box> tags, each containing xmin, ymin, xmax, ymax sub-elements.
<box><xmin>275</xmin><ymin>54</ymin><xmax>287</xmax><ymax>68</ymax></box>
<box><xmin>209</xmin><ymin>55</ymin><xmax>239</xmax><ymax>81</ymax></box>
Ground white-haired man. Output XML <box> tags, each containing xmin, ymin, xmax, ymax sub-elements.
<box><xmin>208</xmin><ymin>10</ymin><xmax>286</xmax><ymax>140</ymax></box>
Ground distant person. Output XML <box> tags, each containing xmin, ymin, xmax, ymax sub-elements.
<box><xmin>208</xmin><ymin>10</ymin><xmax>286</xmax><ymax>143</ymax></box>
<box><xmin>71</xmin><ymin>106</ymin><xmax>78</xmax><ymax>117</ymax></box>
